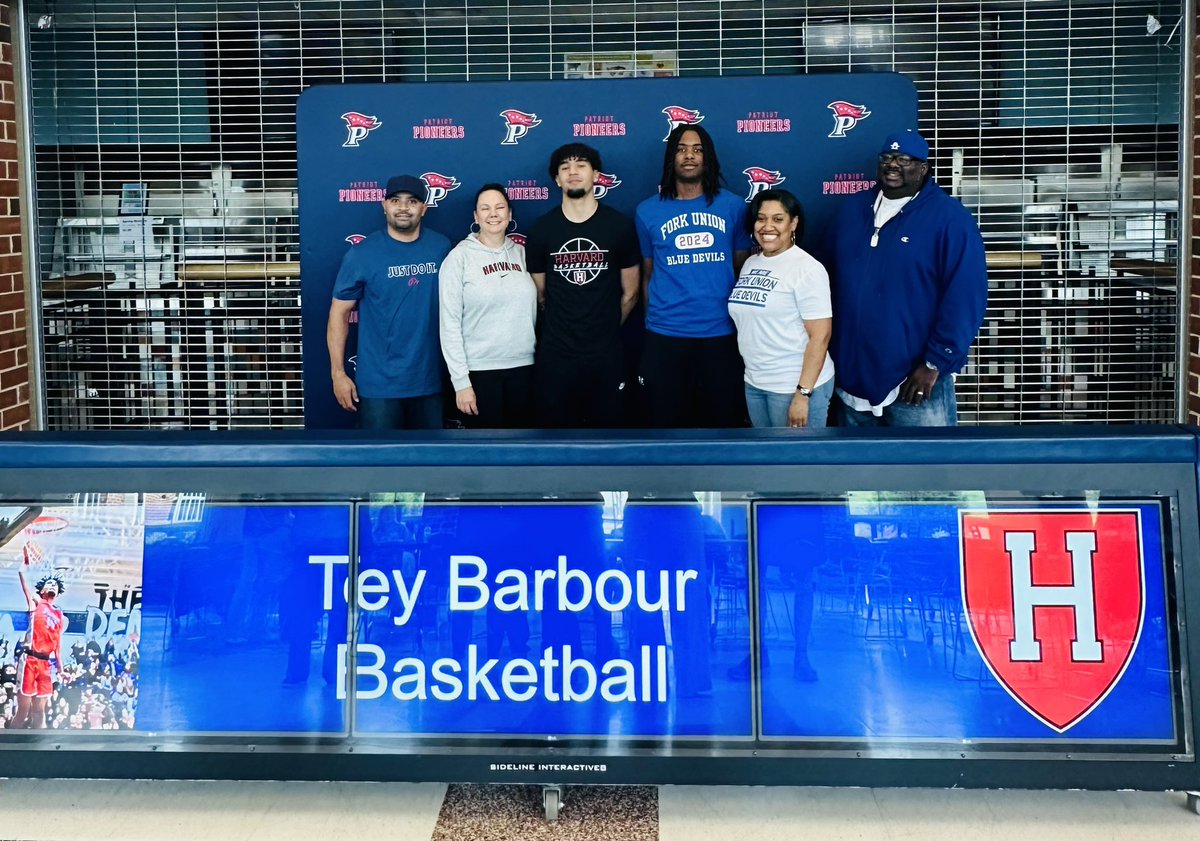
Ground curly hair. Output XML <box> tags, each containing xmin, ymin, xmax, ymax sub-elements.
<box><xmin>36</xmin><ymin>574</ymin><xmax>65</xmax><ymax>596</ymax></box>
<box><xmin>546</xmin><ymin>143</ymin><xmax>602</xmax><ymax>180</ymax></box>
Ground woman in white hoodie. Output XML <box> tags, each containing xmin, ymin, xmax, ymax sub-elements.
<box><xmin>439</xmin><ymin>183</ymin><xmax>539</xmax><ymax>428</ymax></box>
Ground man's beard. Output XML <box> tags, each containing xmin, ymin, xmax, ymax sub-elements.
<box><xmin>565</xmin><ymin>187</ymin><xmax>589</xmax><ymax>200</ymax></box>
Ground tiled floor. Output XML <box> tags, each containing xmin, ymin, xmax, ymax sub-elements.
<box><xmin>2</xmin><ymin>779</ymin><xmax>1200</xmax><ymax>841</ymax></box>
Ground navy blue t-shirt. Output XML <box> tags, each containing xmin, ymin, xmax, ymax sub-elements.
<box><xmin>332</xmin><ymin>228</ymin><xmax>452</xmax><ymax>398</ymax></box>
<box><xmin>635</xmin><ymin>189</ymin><xmax>752</xmax><ymax>338</ymax></box>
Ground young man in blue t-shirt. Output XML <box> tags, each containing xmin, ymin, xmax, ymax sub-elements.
<box><xmin>327</xmin><ymin>174</ymin><xmax>452</xmax><ymax>429</ymax></box>
<box><xmin>635</xmin><ymin>125</ymin><xmax>753</xmax><ymax>428</ymax></box>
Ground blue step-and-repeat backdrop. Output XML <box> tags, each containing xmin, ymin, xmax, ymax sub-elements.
<box><xmin>297</xmin><ymin>74</ymin><xmax>918</xmax><ymax>428</ymax></box>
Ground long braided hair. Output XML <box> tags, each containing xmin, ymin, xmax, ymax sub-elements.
<box><xmin>657</xmin><ymin>123</ymin><xmax>724</xmax><ymax>204</ymax></box>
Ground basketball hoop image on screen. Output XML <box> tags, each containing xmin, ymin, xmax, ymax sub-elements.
<box><xmin>0</xmin><ymin>507</ymin><xmax>69</xmax><ymax>571</ymax></box>
<box><xmin>22</xmin><ymin>515</ymin><xmax>69</xmax><ymax>568</ymax></box>
<box><xmin>0</xmin><ymin>506</ymin><xmax>42</xmax><ymax>549</ymax></box>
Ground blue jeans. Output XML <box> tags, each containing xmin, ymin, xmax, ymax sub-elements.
<box><xmin>836</xmin><ymin>374</ymin><xmax>957</xmax><ymax>427</ymax></box>
<box><xmin>745</xmin><ymin>379</ymin><xmax>833</xmax><ymax>428</ymax></box>
<box><xmin>357</xmin><ymin>393</ymin><xmax>443</xmax><ymax>430</ymax></box>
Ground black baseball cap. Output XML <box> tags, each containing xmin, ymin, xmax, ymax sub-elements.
<box><xmin>385</xmin><ymin>174</ymin><xmax>426</xmax><ymax>201</ymax></box>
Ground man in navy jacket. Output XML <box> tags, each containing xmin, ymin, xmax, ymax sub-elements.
<box><xmin>825</xmin><ymin>129</ymin><xmax>988</xmax><ymax>426</ymax></box>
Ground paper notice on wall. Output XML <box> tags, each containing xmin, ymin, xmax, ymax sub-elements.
<box><xmin>117</xmin><ymin>216</ymin><xmax>154</xmax><ymax>254</ymax></box>
<box><xmin>563</xmin><ymin>50</ymin><xmax>677</xmax><ymax>79</ymax></box>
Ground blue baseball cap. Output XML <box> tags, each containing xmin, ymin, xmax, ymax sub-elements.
<box><xmin>879</xmin><ymin>129</ymin><xmax>929</xmax><ymax>161</ymax></box>
<box><xmin>385</xmin><ymin>174</ymin><xmax>427</xmax><ymax>200</ymax></box>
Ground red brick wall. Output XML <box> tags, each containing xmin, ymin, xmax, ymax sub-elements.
<box><xmin>1190</xmin><ymin>17</ymin><xmax>1200</xmax><ymax>424</ymax></box>
<box><xmin>0</xmin><ymin>2</ymin><xmax>28</xmax><ymax>431</ymax></box>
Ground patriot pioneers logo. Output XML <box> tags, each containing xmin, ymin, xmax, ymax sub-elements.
<box><xmin>345</xmin><ymin>234</ymin><xmax>367</xmax><ymax>245</ymax></box>
<box><xmin>341</xmin><ymin>112</ymin><xmax>382</xmax><ymax>147</ymax></box>
<box><xmin>662</xmin><ymin>105</ymin><xmax>704</xmax><ymax>141</ymax></box>
<box><xmin>507</xmin><ymin>232</ymin><xmax>527</xmax><ymax>247</ymax></box>
<box><xmin>827</xmin><ymin>101</ymin><xmax>871</xmax><ymax>138</ymax></box>
<box><xmin>420</xmin><ymin>172</ymin><xmax>460</xmax><ymax>208</ymax></box>
<box><xmin>743</xmin><ymin>167</ymin><xmax>786</xmax><ymax>202</ymax></box>
<box><xmin>960</xmin><ymin>509</ymin><xmax>1145</xmax><ymax>733</ymax></box>
<box><xmin>593</xmin><ymin>172</ymin><xmax>622</xmax><ymax>199</ymax></box>
<box><xmin>500</xmin><ymin>109</ymin><xmax>542</xmax><ymax>145</ymax></box>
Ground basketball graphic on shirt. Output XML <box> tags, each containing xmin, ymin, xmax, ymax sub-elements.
<box><xmin>552</xmin><ymin>238</ymin><xmax>609</xmax><ymax>286</ymax></box>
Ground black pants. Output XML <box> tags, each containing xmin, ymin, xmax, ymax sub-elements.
<box><xmin>535</xmin><ymin>347</ymin><xmax>626</xmax><ymax>429</ymax></box>
<box><xmin>459</xmin><ymin>365</ymin><xmax>536</xmax><ymax>429</ymax></box>
<box><xmin>638</xmin><ymin>330</ymin><xmax>747</xmax><ymax>428</ymax></box>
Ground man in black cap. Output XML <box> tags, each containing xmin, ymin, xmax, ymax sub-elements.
<box><xmin>327</xmin><ymin>174</ymin><xmax>452</xmax><ymax>429</ymax></box>
<box><xmin>825</xmin><ymin>129</ymin><xmax>988</xmax><ymax>426</ymax></box>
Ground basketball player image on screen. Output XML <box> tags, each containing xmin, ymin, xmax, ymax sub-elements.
<box><xmin>7</xmin><ymin>519</ymin><xmax>68</xmax><ymax>730</ymax></box>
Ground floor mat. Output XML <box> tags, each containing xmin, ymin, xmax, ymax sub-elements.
<box><xmin>431</xmin><ymin>784</ymin><xmax>658</xmax><ymax>841</ymax></box>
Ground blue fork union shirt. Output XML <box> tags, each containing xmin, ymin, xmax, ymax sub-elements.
<box><xmin>332</xmin><ymin>228</ymin><xmax>452</xmax><ymax>398</ymax></box>
<box><xmin>636</xmin><ymin>189</ymin><xmax>753</xmax><ymax>338</ymax></box>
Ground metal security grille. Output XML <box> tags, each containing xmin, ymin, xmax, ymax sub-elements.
<box><xmin>22</xmin><ymin>0</ymin><xmax>1186</xmax><ymax>428</ymax></box>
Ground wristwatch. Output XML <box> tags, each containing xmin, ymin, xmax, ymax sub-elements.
<box><xmin>796</xmin><ymin>385</ymin><xmax>813</xmax><ymax>398</ymax></box>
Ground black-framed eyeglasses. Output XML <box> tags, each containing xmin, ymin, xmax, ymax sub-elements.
<box><xmin>878</xmin><ymin>153</ymin><xmax>923</xmax><ymax>166</ymax></box>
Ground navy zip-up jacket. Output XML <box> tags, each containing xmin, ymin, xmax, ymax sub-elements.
<box><xmin>825</xmin><ymin>178</ymin><xmax>988</xmax><ymax>405</ymax></box>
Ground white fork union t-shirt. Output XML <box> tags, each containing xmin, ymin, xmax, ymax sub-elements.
<box><xmin>727</xmin><ymin>245</ymin><xmax>835</xmax><ymax>395</ymax></box>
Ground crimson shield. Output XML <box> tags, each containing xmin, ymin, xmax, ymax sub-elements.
<box><xmin>959</xmin><ymin>510</ymin><xmax>1144</xmax><ymax>733</ymax></box>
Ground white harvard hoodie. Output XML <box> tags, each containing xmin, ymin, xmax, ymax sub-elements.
<box><xmin>438</xmin><ymin>233</ymin><xmax>538</xmax><ymax>391</ymax></box>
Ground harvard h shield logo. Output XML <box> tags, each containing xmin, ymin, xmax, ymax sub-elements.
<box><xmin>960</xmin><ymin>510</ymin><xmax>1144</xmax><ymax>733</ymax></box>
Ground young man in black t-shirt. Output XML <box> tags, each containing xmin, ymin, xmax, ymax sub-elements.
<box><xmin>525</xmin><ymin>143</ymin><xmax>641</xmax><ymax>428</ymax></box>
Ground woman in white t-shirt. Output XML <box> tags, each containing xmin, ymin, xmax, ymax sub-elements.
<box><xmin>728</xmin><ymin>189</ymin><xmax>834</xmax><ymax>428</ymax></box>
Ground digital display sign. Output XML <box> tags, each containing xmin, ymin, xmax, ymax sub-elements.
<box><xmin>0</xmin><ymin>499</ymin><xmax>143</xmax><ymax>732</ymax></box>
<box><xmin>755</xmin><ymin>500</ymin><xmax>1176</xmax><ymax>745</ymax></box>
<box><xmin>348</xmin><ymin>500</ymin><xmax>753</xmax><ymax>737</ymax></box>
<box><xmin>136</xmin><ymin>503</ymin><xmax>352</xmax><ymax>734</ymax></box>
<box><xmin>0</xmin><ymin>493</ymin><xmax>1183</xmax><ymax>751</ymax></box>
